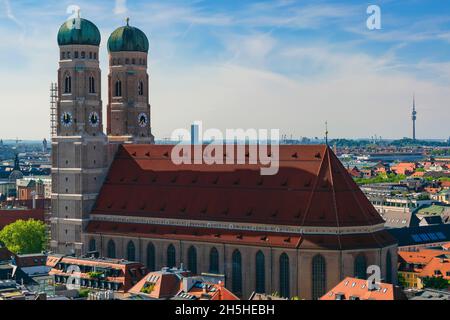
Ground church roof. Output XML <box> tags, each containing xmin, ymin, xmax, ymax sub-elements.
<box><xmin>85</xmin><ymin>221</ymin><xmax>394</xmax><ymax>250</ymax></box>
<box><xmin>90</xmin><ymin>144</ymin><xmax>385</xmax><ymax>229</ymax></box>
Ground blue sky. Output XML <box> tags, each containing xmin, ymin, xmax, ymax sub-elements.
<box><xmin>0</xmin><ymin>0</ymin><xmax>449</xmax><ymax>139</ymax></box>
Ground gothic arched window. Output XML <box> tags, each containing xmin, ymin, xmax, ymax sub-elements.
<box><xmin>209</xmin><ymin>247</ymin><xmax>219</xmax><ymax>274</ymax></box>
<box><xmin>107</xmin><ymin>240</ymin><xmax>116</xmax><ymax>258</ymax></box>
<box><xmin>187</xmin><ymin>246</ymin><xmax>197</xmax><ymax>274</ymax></box>
<box><xmin>232</xmin><ymin>249</ymin><xmax>242</xmax><ymax>296</ymax></box>
<box><xmin>89</xmin><ymin>76</ymin><xmax>95</xmax><ymax>93</ymax></box>
<box><xmin>167</xmin><ymin>244</ymin><xmax>176</xmax><ymax>268</ymax></box>
<box><xmin>127</xmin><ymin>241</ymin><xmax>136</xmax><ymax>261</ymax></box>
<box><xmin>386</xmin><ymin>251</ymin><xmax>392</xmax><ymax>284</ymax></box>
<box><xmin>114</xmin><ymin>80</ymin><xmax>122</xmax><ymax>97</ymax></box>
<box><xmin>88</xmin><ymin>238</ymin><xmax>96</xmax><ymax>252</ymax></box>
<box><xmin>64</xmin><ymin>75</ymin><xmax>71</xmax><ymax>94</ymax></box>
<box><xmin>279</xmin><ymin>253</ymin><xmax>290</xmax><ymax>298</ymax></box>
<box><xmin>138</xmin><ymin>81</ymin><xmax>144</xmax><ymax>96</ymax></box>
<box><xmin>312</xmin><ymin>254</ymin><xmax>326</xmax><ymax>300</ymax></box>
<box><xmin>147</xmin><ymin>242</ymin><xmax>155</xmax><ymax>271</ymax></box>
<box><xmin>255</xmin><ymin>251</ymin><xmax>265</xmax><ymax>293</ymax></box>
<box><xmin>354</xmin><ymin>254</ymin><xmax>367</xmax><ymax>279</ymax></box>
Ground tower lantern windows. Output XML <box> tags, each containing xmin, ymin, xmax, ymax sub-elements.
<box><xmin>125</xmin><ymin>58</ymin><xmax>130</xmax><ymax>64</ymax></box>
<box><xmin>67</xmin><ymin>52</ymin><xmax>71</xmax><ymax>59</ymax></box>
<box><xmin>74</xmin><ymin>51</ymin><xmax>79</xmax><ymax>59</ymax></box>
<box><xmin>114</xmin><ymin>80</ymin><xmax>122</xmax><ymax>97</ymax></box>
<box><xmin>61</xmin><ymin>52</ymin><xmax>66</xmax><ymax>60</ymax></box>
<box><xmin>64</xmin><ymin>75</ymin><xmax>72</xmax><ymax>94</ymax></box>
<box><xmin>81</xmin><ymin>51</ymin><xmax>85</xmax><ymax>59</ymax></box>
<box><xmin>89</xmin><ymin>52</ymin><xmax>93</xmax><ymax>59</ymax></box>
<box><xmin>138</xmin><ymin>81</ymin><xmax>144</xmax><ymax>96</ymax></box>
<box><xmin>132</xmin><ymin>58</ymin><xmax>135</xmax><ymax>65</ymax></box>
<box><xmin>89</xmin><ymin>76</ymin><xmax>96</xmax><ymax>93</ymax></box>
<box><xmin>94</xmin><ymin>52</ymin><xmax>97</xmax><ymax>59</ymax></box>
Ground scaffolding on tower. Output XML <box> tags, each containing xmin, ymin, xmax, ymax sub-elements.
<box><xmin>50</xmin><ymin>82</ymin><xmax>57</xmax><ymax>138</ymax></box>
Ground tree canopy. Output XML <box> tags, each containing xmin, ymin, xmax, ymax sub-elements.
<box><xmin>0</xmin><ymin>219</ymin><xmax>47</xmax><ymax>254</ymax></box>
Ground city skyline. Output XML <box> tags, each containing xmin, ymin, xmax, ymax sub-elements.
<box><xmin>0</xmin><ymin>0</ymin><xmax>449</xmax><ymax>140</ymax></box>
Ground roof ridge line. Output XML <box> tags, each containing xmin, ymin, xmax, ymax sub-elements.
<box><xmin>300</xmin><ymin>145</ymin><xmax>327</xmax><ymax>227</ymax></box>
<box><xmin>326</xmin><ymin>147</ymin><xmax>342</xmax><ymax>249</ymax></box>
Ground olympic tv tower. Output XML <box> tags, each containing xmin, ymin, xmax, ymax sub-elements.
<box><xmin>412</xmin><ymin>95</ymin><xmax>417</xmax><ymax>141</ymax></box>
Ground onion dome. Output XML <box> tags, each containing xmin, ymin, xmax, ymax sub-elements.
<box><xmin>107</xmin><ymin>18</ymin><xmax>149</xmax><ymax>53</ymax></box>
<box><xmin>57</xmin><ymin>17</ymin><xmax>101</xmax><ymax>46</ymax></box>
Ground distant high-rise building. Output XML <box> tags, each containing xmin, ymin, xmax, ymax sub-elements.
<box><xmin>412</xmin><ymin>95</ymin><xmax>417</xmax><ymax>140</ymax></box>
<box><xmin>42</xmin><ymin>138</ymin><xmax>48</xmax><ymax>153</ymax></box>
<box><xmin>191</xmin><ymin>122</ymin><xmax>200</xmax><ymax>145</ymax></box>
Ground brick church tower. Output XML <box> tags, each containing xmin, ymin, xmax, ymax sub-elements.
<box><xmin>50</xmin><ymin>16</ymin><xmax>109</xmax><ymax>255</ymax></box>
<box><xmin>106</xmin><ymin>18</ymin><xmax>154</xmax><ymax>145</ymax></box>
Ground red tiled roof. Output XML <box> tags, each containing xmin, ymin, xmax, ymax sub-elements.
<box><xmin>91</xmin><ymin>145</ymin><xmax>384</xmax><ymax>228</ymax></box>
<box><xmin>398</xmin><ymin>250</ymin><xmax>445</xmax><ymax>266</ymax></box>
<box><xmin>86</xmin><ymin>221</ymin><xmax>302</xmax><ymax>248</ymax></box>
<box><xmin>320</xmin><ymin>277</ymin><xmax>407</xmax><ymax>300</ymax></box>
<box><xmin>128</xmin><ymin>270</ymin><xmax>239</xmax><ymax>300</ymax></box>
<box><xmin>86</xmin><ymin>221</ymin><xmax>395</xmax><ymax>250</ymax></box>
<box><xmin>0</xmin><ymin>209</ymin><xmax>45</xmax><ymax>230</ymax></box>
<box><xmin>128</xmin><ymin>272</ymin><xmax>183</xmax><ymax>298</ymax></box>
<box><xmin>419</xmin><ymin>257</ymin><xmax>450</xmax><ymax>279</ymax></box>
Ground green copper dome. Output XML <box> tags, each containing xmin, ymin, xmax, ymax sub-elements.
<box><xmin>108</xmin><ymin>20</ymin><xmax>149</xmax><ymax>53</ymax></box>
<box><xmin>57</xmin><ymin>18</ymin><xmax>101</xmax><ymax>46</ymax></box>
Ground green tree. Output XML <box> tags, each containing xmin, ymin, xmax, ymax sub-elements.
<box><xmin>0</xmin><ymin>219</ymin><xmax>47</xmax><ymax>254</ymax></box>
<box><xmin>422</xmin><ymin>276</ymin><xmax>449</xmax><ymax>290</ymax></box>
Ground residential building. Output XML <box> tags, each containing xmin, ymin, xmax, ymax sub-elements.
<box><xmin>47</xmin><ymin>254</ymin><xmax>146</xmax><ymax>292</ymax></box>
<box><xmin>397</xmin><ymin>249</ymin><xmax>447</xmax><ymax>289</ymax></box>
<box><xmin>391</xmin><ymin>162</ymin><xmax>417</xmax><ymax>175</ymax></box>
<box><xmin>319</xmin><ymin>277</ymin><xmax>407</xmax><ymax>300</ymax></box>
<box><xmin>126</xmin><ymin>266</ymin><xmax>238</xmax><ymax>300</ymax></box>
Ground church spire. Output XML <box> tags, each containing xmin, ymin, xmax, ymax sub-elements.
<box><xmin>13</xmin><ymin>153</ymin><xmax>20</xmax><ymax>171</ymax></box>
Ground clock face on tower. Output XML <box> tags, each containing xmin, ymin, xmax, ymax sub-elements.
<box><xmin>89</xmin><ymin>111</ymin><xmax>100</xmax><ymax>127</ymax></box>
<box><xmin>138</xmin><ymin>113</ymin><xmax>148</xmax><ymax>128</ymax></box>
<box><xmin>61</xmin><ymin>112</ymin><xmax>73</xmax><ymax>127</ymax></box>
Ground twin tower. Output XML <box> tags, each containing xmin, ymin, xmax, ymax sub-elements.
<box><xmin>50</xmin><ymin>16</ymin><xmax>154</xmax><ymax>254</ymax></box>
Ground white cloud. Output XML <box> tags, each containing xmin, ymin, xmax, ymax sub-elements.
<box><xmin>150</xmin><ymin>50</ymin><xmax>450</xmax><ymax>140</ymax></box>
<box><xmin>0</xmin><ymin>0</ymin><xmax>449</xmax><ymax>141</ymax></box>
<box><xmin>3</xmin><ymin>0</ymin><xmax>25</xmax><ymax>33</ymax></box>
<box><xmin>114</xmin><ymin>0</ymin><xmax>127</xmax><ymax>15</ymax></box>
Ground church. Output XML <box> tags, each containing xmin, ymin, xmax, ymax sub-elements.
<box><xmin>50</xmin><ymin>15</ymin><xmax>398</xmax><ymax>300</ymax></box>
